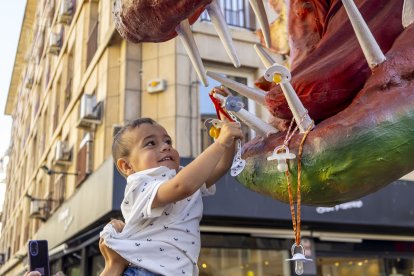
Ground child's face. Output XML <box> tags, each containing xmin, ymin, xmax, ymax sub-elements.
<box><xmin>126</xmin><ymin>123</ymin><xmax>180</xmax><ymax>173</ymax></box>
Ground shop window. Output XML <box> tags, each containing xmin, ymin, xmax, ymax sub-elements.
<box><xmin>199</xmin><ymin>233</ymin><xmax>290</xmax><ymax>276</ymax></box>
<box><xmin>317</xmin><ymin>257</ymin><xmax>385</xmax><ymax>276</ymax></box>
<box><xmin>89</xmin><ymin>255</ymin><xmax>104</xmax><ymax>276</ymax></box>
<box><xmin>199</xmin><ymin>247</ymin><xmax>289</xmax><ymax>275</ymax></box>
<box><xmin>385</xmin><ymin>258</ymin><xmax>414</xmax><ymax>276</ymax></box>
<box><xmin>63</xmin><ymin>252</ymin><xmax>81</xmax><ymax>276</ymax></box>
<box><xmin>200</xmin><ymin>0</ymin><xmax>255</xmax><ymax>30</ymax></box>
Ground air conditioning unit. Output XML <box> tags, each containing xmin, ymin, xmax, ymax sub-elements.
<box><xmin>29</xmin><ymin>201</ymin><xmax>48</xmax><ymax>221</ymax></box>
<box><xmin>53</xmin><ymin>140</ymin><xmax>72</xmax><ymax>166</ymax></box>
<box><xmin>57</xmin><ymin>0</ymin><xmax>74</xmax><ymax>25</ymax></box>
<box><xmin>29</xmin><ymin>200</ymin><xmax>42</xmax><ymax>217</ymax></box>
<box><xmin>47</xmin><ymin>32</ymin><xmax>62</xmax><ymax>55</ymax></box>
<box><xmin>76</xmin><ymin>94</ymin><xmax>103</xmax><ymax>130</ymax></box>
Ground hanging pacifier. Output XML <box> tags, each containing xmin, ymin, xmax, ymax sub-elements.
<box><xmin>286</xmin><ymin>243</ymin><xmax>313</xmax><ymax>275</ymax></box>
<box><xmin>264</xmin><ymin>64</ymin><xmax>291</xmax><ymax>84</ymax></box>
<box><xmin>205</xmin><ymin>119</ymin><xmax>223</xmax><ymax>139</ymax></box>
<box><xmin>267</xmin><ymin>145</ymin><xmax>296</xmax><ymax>172</ymax></box>
<box><xmin>225</xmin><ymin>96</ymin><xmax>244</xmax><ymax>112</ymax></box>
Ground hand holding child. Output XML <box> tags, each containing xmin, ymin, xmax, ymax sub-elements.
<box><xmin>99</xmin><ymin>219</ymin><xmax>129</xmax><ymax>276</ymax></box>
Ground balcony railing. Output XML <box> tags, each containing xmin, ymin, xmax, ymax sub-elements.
<box><xmin>200</xmin><ymin>0</ymin><xmax>256</xmax><ymax>30</ymax></box>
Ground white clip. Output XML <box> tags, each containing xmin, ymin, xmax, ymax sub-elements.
<box><xmin>230</xmin><ymin>139</ymin><xmax>245</xmax><ymax>177</ymax></box>
<box><xmin>267</xmin><ymin>145</ymin><xmax>296</xmax><ymax>172</ymax></box>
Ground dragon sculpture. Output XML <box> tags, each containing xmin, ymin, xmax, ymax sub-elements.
<box><xmin>113</xmin><ymin>0</ymin><xmax>414</xmax><ymax>206</ymax></box>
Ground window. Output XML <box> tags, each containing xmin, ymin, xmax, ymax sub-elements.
<box><xmin>200</xmin><ymin>0</ymin><xmax>255</xmax><ymax>30</ymax></box>
<box><xmin>199</xmin><ymin>247</ymin><xmax>288</xmax><ymax>276</ymax></box>
<box><xmin>86</xmin><ymin>1</ymin><xmax>99</xmax><ymax>68</ymax></box>
<box><xmin>199</xmin><ymin>69</ymin><xmax>256</xmax><ymax>152</ymax></box>
<box><xmin>65</xmin><ymin>48</ymin><xmax>74</xmax><ymax>110</ymax></box>
<box><xmin>198</xmin><ymin>233</ymin><xmax>290</xmax><ymax>276</ymax></box>
<box><xmin>318</xmin><ymin>257</ymin><xmax>385</xmax><ymax>276</ymax></box>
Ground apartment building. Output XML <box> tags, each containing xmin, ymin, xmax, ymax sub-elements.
<box><xmin>2</xmin><ymin>0</ymin><xmax>414</xmax><ymax>275</ymax></box>
<box><xmin>0</xmin><ymin>0</ymin><xmax>281</xmax><ymax>274</ymax></box>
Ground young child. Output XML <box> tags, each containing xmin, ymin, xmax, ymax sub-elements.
<box><xmin>100</xmin><ymin>90</ymin><xmax>242</xmax><ymax>276</ymax></box>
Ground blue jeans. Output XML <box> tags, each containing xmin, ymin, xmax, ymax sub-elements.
<box><xmin>123</xmin><ymin>266</ymin><xmax>163</xmax><ymax>276</ymax></box>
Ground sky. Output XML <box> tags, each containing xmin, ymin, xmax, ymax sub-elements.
<box><xmin>0</xmin><ymin>2</ymin><xmax>26</xmax><ymax>157</ymax></box>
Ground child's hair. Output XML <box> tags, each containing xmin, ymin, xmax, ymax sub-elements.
<box><xmin>112</xmin><ymin>118</ymin><xmax>156</xmax><ymax>168</ymax></box>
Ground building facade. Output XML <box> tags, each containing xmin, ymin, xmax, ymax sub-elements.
<box><xmin>1</xmin><ymin>0</ymin><xmax>414</xmax><ymax>275</ymax></box>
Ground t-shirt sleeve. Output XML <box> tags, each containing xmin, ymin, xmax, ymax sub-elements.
<box><xmin>200</xmin><ymin>183</ymin><xmax>216</xmax><ymax>197</ymax></box>
<box><xmin>122</xmin><ymin>177</ymin><xmax>168</xmax><ymax>225</ymax></box>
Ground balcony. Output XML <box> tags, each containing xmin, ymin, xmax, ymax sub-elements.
<box><xmin>200</xmin><ymin>0</ymin><xmax>256</xmax><ymax>30</ymax></box>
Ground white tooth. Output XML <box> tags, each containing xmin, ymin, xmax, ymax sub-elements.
<box><xmin>280</xmin><ymin>82</ymin><xmax>314</xmax><ymax>133</ymax></box>
<box><xmin>207</xmin><ymin>0</ymin><xmax>241</xmax><ymax>67</ymax></box>
<box><xmin>264</xmin><ymin>64</ymin><xmax>314</xmax><ymax>133</ymax></box>
<box><xmin>403</xmin><ymin>0</ymin><xmax>414</xmax><ymax>28</ymax></box>
<box><xmin>175</xmin><ymin>19</ymin><xmax>209</xmax><ymax>86</ymax></box>
<box><xmin>254</xmin><ymin>43</ymin><xmax>275</xmax><ymax>68</ymax></box>
<box><xmin>341</xmin><ymin>0</ymin><xmax>386</xmax><ymax>69</ymax></box>
<box><xmin>249</xmin><ymin>0</ymin><xmax>271</xmax><ymax>48</ymax></box>
<box><xmin>237</xmin><ymin>109</ymin><xmax>279</xmax><ymax>136</ymax></box>
<box><xmin>213</xmin><ymin>93</ymin><xmax>279</xmax><ymax>135</ymax></box>
<box><xmin>206</xmin><ymin>71</ymin><xmax>266</xmax><ymax>105</ymax></box>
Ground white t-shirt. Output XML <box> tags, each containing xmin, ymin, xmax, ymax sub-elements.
<box><xmin>100</xmin><ymin>166</ymin><xmax>216</xmax><ymax>275</ymax></box>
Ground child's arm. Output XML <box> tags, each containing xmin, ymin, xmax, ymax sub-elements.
<box><xmin>204</xmin><ymin>86</ymin><xmax>240</xmax><ymax>187</ymax></box>
<box><xmin>152</xmin><ymin>119</ymin><xmax>242</xmax><ymax>208</ymax></box>
<box><xmin>204</xmin><ymin>118</ymin><xmax>237</xmax><ymax>188</ymax></box>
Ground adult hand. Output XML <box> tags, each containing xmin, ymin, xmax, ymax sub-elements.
<box><xmin>109</xmin><ymin>219</ymin><xmax>125</xmax><ymax>233</ymax></box>
<box><xmin>24</xmin><ymin>272</ymin><xmax>41</xmax><ymax>276</ymax></box>
<box><xmin>99</xmin><ymin>219</ymin><xmax>129</xmax><ymax>275</ymax></box>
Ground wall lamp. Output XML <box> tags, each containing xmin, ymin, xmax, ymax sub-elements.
<box><xmin>41</xmin><ymin>165</ymin><xmax>79</xmax><ymax>176</ymax></box>
<box><xmin>24</xmin><ymin>193</ymin><xmax>55</xmax><ymax>202</ymax></box>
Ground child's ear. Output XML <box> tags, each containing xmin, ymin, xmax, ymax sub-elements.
<box><xmin>117</xmin><ymin>158</ymin><xmax>134</xmax><ymax>176</ymax></box>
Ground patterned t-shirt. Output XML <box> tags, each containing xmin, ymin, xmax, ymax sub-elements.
<box><xmin>100</xmin><ymin>166</ymin><xmax>216</xmax><ymax>275</ymax></box>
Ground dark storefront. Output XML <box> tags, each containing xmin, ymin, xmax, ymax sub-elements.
<box><xmin>45</xmin><ymin>159</ymin><xmax>414</xmax><ymax>276</ymax></box>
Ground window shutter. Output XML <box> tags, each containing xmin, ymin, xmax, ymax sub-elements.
<box><xmin>75</xmin><ymin>142</ymin><xmax>89</xmax><ymax>187</ymax></box>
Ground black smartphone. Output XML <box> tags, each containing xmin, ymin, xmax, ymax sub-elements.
<box><xmin>28</xmin><ymin>240</ymin><xmax>50</xmax><ymax>276</ymax></box>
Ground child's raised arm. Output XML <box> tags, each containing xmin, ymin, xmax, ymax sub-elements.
<box><xmin>152</xmin><ymin>118</ymin><xmax>242</xmax><ymax>208</ymax></box>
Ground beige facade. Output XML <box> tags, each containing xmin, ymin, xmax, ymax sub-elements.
<box><xmin>0</xmin><ymin>0</ymin><xmax>281</xmax><ymax>274</ymax></box>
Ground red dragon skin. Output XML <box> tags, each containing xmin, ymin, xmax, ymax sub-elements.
<box><xmin>241</xmin><ymin>0</ymin><xmax>414</xmax><ymax>205</ymax></box>
<box><xmin>112</xmin><ymin>0</ymin><xmax>212</xmax><ymax>43</ymax></box>
<box><xmin>113</xmin><ymin>0</ymin><xmax>414</xmax><ymax>205</ymax></box>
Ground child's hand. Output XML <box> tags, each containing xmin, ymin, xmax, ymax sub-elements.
<box><xmin>216</xmin><ymin>116</ymin><xmax>243</xmax><ymax>148</ymax></box>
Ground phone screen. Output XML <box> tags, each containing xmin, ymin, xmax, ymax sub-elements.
<box><xmin>28</xmin><ymin>240</ymin><xmax>50</xmax><ymax>276</ymax></box>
